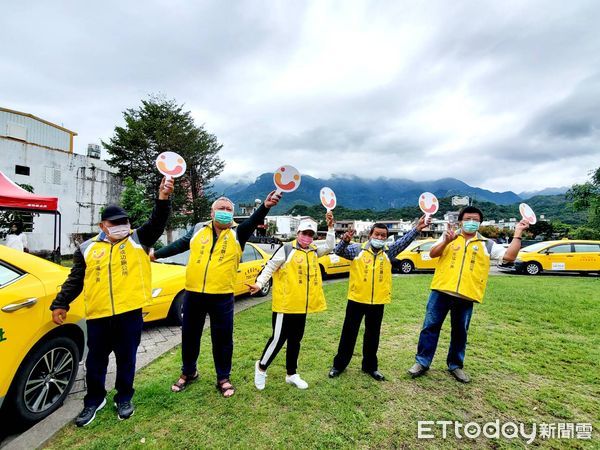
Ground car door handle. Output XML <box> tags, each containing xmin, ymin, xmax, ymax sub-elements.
<box><xmin>2</xmin><ymin>298</ymin><xmax>38</xmax><ymax>312</ymax></box>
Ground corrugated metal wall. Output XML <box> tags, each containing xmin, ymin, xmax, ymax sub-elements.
<box><xmin>0</xmin><ymin>110</ymin><xmax>71</xmax><ymax>152</ymax></box>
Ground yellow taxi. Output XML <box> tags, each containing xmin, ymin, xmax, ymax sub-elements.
<box><xmin>318</xmin><ymin>252</ymin><xmax>352</xmax><ymax>278</ymax></box>
<box><xmin>0</xmin><ymin>242</ymin><xmax>271</xmax><ymax>425</ymax></box>
<box><xmin>514</xmin><ymin>239</ymin><xmax>600</xmax><ymax>275</ymax></box>
<box><xmin>393</xmin><ymin>239</ymin><xmax>438</xmax><ymax>274</ymax></box>
<box><xmin>149</xmin><ymin>242</ymin><xmax>273</xmax><ymax>323</ymax></box>
<box><xmin>0</xmin><ymin>245</ymin><xmax>86</xmax><ymax>425</ymax></box>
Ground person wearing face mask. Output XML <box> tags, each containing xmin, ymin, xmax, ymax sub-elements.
<box><xmin>408</xmin><ymin>206</ymin><xmax>529</xmax><ymax>383</ymax></box>
<box><xmin>152</xmin><ymin>191</ymin><xmax>281</xmax><ymax>398</ymax></box>
<box><xmin>328</xmin><ymin>217</ymin><xmax>429</xmax><ymax>381</ymax></box>
<box><xmin>50</xmin><ymin>177</ymin><xmax>174</xmax><ymax>426</ymax></box>
<box><xmin>247</xmin><ymin>212</ymin><xmax>335</xmax><ymax>390</ymax></box>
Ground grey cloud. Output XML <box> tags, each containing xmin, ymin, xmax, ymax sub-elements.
<box><xmin>2</xmin><ymin>0</ymin><xmax>600</xmax><ymax>193</ymax></box>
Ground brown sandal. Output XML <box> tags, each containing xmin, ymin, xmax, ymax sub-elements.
<box><xmin>171</xmin><ymin>372</ymin><xmax>198</xmax><ymax>393</ymax></box>
<box><xmin>216</xmin><ymin>379</ymin><xmax>235</xmax><ymax>398</ymax></box>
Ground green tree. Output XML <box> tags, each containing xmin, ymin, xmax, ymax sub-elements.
<box><xmin>527</xmin><ymin>220</ymin><xmax>554</xmax><ymax>240</ymax></box>
<box><xmin>567</xmin><ymin>166</ymin><xmax>600</xmax><ymax>231</ymax></box>
<box><xmin>102</xmin><ymin>95</ymin><xmax>225</xmax><ymax>231</ymax></box>
<box><xmin>266</xmin><ymin>221</ymin><xmax>278</xmax><ymax>236</ymax></box>
<box><xmin>570</xmin><ymin>226</ymin><xmax>600</xmax><ymax>240</ymax></box>
<box><xmin>551</xmin><ymin>221</ymin><xmax>571</xmax><ymax>238</ymax></box>
<box><xmin>120</xmin><ymin>177</ymin><xmax>152</xmax><ymax>228</ymax></box>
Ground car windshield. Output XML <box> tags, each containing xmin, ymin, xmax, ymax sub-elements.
<box><xmin>157</xmin><ymin>250</ymin><xmax>190</xmax><ymax>266</ymax></box>
<box><xmin>520</xmin><ymin>242</ymin><xmax>552</xmax><ymax>253</ymax></box>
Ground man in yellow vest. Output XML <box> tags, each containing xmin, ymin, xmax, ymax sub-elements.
<box><xmin>50</xmin><ymin>177</ymin><xmax>174</xmax><ymax>426</ymax></box>
<box><xmin>248</xmin><ymin>213</ymin><xmax>335</xmax><ymax>390</ymax></box>
<box><xmin>408</xmin><ymin>206</ymin><xmax>529</xmax><ymax>383</ymax></box>
<box><xmin>328</xmin><ymin>218</ymin><xmax>429</xmax><ymax>381</ymax></box>
<box><xmin>152</xmin><ymin>191</ymin><xmax>281</xmax><ymax>397</ymax></box>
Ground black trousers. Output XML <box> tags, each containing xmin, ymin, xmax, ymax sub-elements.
<box><xmin>332</xmin><ymin>300</ymin><xmax>385</xmax><ymax>372</ymax></box>
<box><xmin>259</xmin><ymin>313</ymin><xmax>307</xmax><ymax>375</ymax></box>
<box><xmin>84</xmin><ymin>308</ymin><xmax>143</xmax><ymax>407</ymax></box>
<box><xmin>181</xmin><ymin>291</ymin><xmax>234</xmax><ymax>381</ymax></box>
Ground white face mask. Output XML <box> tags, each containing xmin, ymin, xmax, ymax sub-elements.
<box><xmin>106</xmin><ymin>224</ymin><xmax>131</xmax><ymax>240</ymax></box>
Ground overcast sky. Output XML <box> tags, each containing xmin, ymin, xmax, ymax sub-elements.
<box><xmin>2</xmin><ymin>0</ymin><xmax>600</xmax><ymax>192</ymax></box>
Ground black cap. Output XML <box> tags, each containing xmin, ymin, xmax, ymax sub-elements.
<box><xmin>101</xmin><ymin>205</ymin><xmax>129</xmax><ymax>221</ymax></box>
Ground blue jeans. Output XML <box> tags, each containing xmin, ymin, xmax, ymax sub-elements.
<box><xmin>415</xmin><ymin>290</ymin><xmax>474</xmax><ymax>371</ymax></box>
<box><xmin>181</xmin><ymin>291</ymin><xmax>234</xmax><ymax>381</ymax></box>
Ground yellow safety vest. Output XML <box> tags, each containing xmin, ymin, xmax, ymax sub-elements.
<box><xmin>347</xmin><ymin>242</ymin><xmax>393</xmax><ymax>305</ymax></box>
<box><xmin>430</xmin><ymin>233</ymin><xmax>494</xmax><ymax>303</ymax></box>
<box><xmin>80</xmin><ymin>231</ymin><xmax>152</xmax><ymax>319</ymax></box>
<box><xmin>272</xmin><ymin>241</ymin><xmax>326</xmax><ymax>314</ymax></box>
<box><xmin>186</xmin><ymin>222</ymin><xmax>242</xmax><ymax>294</ymax></box>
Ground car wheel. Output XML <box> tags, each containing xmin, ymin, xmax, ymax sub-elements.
<box><xmin>7</xmin><ymin>336</ymin><xmax>80</xmax><ymax>425</ymax></box>
<box><xmin>256</xmin><ymin>279</ymin><xmax>272</xmax><ymax>297</ymax></box>
<box><xmin>168</xmin><ymin>292</ymin><xmax>185</xmax><ymax>326</ymax></box>
<box><xmin>399</xmin><ymin>260</ymin><xmax>414</xmax><ymax>274</ymax></box>
<box><xmin>525</xmin><ymin>262</ymin><xmax>542</xmax><ymax>275</ymax></box>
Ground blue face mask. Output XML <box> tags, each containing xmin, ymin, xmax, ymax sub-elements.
<box><xmin>215</xmin><ymin>210</ymin><xmax>234</xmax><ymax>225</ymax></box>
<box><xmin>462</xmin><ymin>220</ymin><xmax>480</xmax><ymax>233</ymax></box>
<box><xmin>370</xmin><ymin>238</ymin><xmax>385</xmax><ymax>249</ymax></box>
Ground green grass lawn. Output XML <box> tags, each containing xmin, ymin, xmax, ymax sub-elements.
<box><xmin>46</xmin><ymin>275</ymin><xmax>599</xmax><ymax>449</ymax></box>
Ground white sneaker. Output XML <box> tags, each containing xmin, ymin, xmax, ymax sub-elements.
<box><xmin>285</xmin><ymin>373</ymin><xmax>308</xmax><ymax>389</ymax></box>
<box><xmin>254</xmin><ymin>360</ymin><xmax>267</xmax><ymax>390</ymax></box>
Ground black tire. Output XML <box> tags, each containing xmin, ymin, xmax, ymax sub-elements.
<box><xmin>7</xmin><ymin>336</ymin><xmax>80</xmax><ymax>425</ymax></box>
<box><xmin>320</xmin><ymin>265</ymin><xmax>328</xmax><ymax>280</ymax></box>
<box><xmin>525</xmin><ymin>262</ymin><xmax>542</xmax><ymax>275</ymax></box>
<box><xmin>168</xmin><ymin>292</ymin><xmax>185</xmax><ymax>326</ymax></box>
<box><xmin>256</xmin><ymin>279</ymin><xmax>272</xmax><ymax>297</ymax></box>
<box><xmin>399</xmin><ymin>260</ymin><xmax>414</xmax><ymax>274</ymax></box>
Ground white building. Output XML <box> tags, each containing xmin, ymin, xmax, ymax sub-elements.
<box><xmin>265</xmin><ymin>215</ymin><xmax>318</xmax><ymax>238</ymax></box>
<box><xmin>0</xmin><ymin>107</ymin><xmax>122</xmax><ymax>254</ymax></box>
<box><xmin>334</xmin><ymin>220</ymin><xmax>374</xmax><ymax>237</ymax></box>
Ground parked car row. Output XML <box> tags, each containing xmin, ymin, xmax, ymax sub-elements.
<box><xmin>319</xmin><ymin>239</ymin><xmax>600</xmax><ymax>276</ymax></box>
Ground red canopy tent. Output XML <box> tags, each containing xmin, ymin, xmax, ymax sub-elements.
<box><xmin>0</xmin><ymin>170</ymin><xmax>62</xmax><ymax>259</ymax></box>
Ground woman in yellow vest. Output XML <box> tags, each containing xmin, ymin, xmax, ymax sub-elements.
<box><xmin>408</xmin><ymin>206</ymin><xmax>529</xmax><ymax>383</ymax></box>
<box><xmin>51</xmin><ymin>177</ymin><xmax>174</xmax><ymax>426</ymax></box>
<box><xmin>248</xmin><ymin>212</ymin><xmax>335</xmax><ymax>390</ymax></box>
<box><xmin>328</xmin><ymin>218</ymin><xmax>428</xmax><ymax>381</ymax></box>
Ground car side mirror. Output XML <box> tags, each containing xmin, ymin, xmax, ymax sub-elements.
<box><xmin>415</xmin><ymin>248</ymin><xmax>421</xmax><ymax>253</ymax></box>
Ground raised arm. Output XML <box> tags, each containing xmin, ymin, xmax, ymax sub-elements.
<box><xmin>152</xmin><ymin>227</ymin><xmax>194</xmax><ymax>260</ymax></box>
<box><xmin>316</xmin><ymin>211</ymin><xmax>336</xmax><ymax>257</ymax></box>
<box><xmin>136</xmin><ymin>177</ymin><xmax>174</xmax><ymax>248</ymax></box>
<box><xmin>334</xmin><ymin>227</ymin><xmax>360</xmax><ymax>260</ymax></box>
<box><xmin>236</xmin><ymin>190</ymin><xmax>282</xmax><ymax>248</ymax></box>
<box><xmin>386</xmin><ymin>215</ymin><xmax>430</xmax><ymax>259</ymax></box>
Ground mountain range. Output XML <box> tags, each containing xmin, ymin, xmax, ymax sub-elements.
<box><xmin>212</xmin><ymin>174</ymin><xmax>570</xmax><ymax>212</ymax></box>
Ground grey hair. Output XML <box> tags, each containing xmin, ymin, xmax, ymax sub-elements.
<box><xmin>211</xmin><ymin>196</ymin><xmax>235</xmax><ymax>211</ymax></box>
